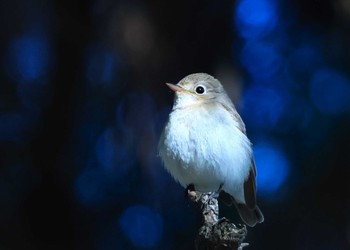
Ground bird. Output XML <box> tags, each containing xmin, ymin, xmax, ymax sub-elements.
<box><xmin>158</xmin><ymin>73</ymin><xmax>264</xmax><ymax>227</ymax></box>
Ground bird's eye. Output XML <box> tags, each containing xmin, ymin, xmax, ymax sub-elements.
<box><xmin>195</xmin><ymin>85</ymin><xmax>206</xmax><ymax>95</ymax></box>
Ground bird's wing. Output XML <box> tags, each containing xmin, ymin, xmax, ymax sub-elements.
<box><xmin>244</xmin><ymin>158</ymin><xmax>257</xmax><ymax>209</ymax></box>
<box><xmin>218</xmin><ymin>102</ymin><xmax>246</xmax><ymax>134</ymax></box>
<box><xmin>219</xmin><ymin>102</ymin><xmax>257</xmax><ymax>209</ymax></box>
<box><xmin>217</xmin><ymin>102</ymin><xmax>264</xmax><ymax>226</ymax></box>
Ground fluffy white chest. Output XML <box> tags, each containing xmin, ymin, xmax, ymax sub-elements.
<box><xmin>159</xmin><ymin>104</ymin><xmax>252</xmax><ymax>201</ymax></box>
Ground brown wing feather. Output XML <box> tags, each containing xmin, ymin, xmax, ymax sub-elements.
<box><xmin>244</xmin><ymin>159</ymin><xmax>257</xmax><ymax>209</ymax></box>
<box><xmin>218</xmin><ymin>100</ymin><xmax>264</xmax><ymax>226</ymax></box>
<box><xmin>218</xmin><ymin>102</ymin><xmax>246</xmax><ymax>134</ymax></box>
<box><xmin>219</xmin><ymin>102</ymin><xmax>258</xmax><ymax>208</ymax></box>
<box><xmin>234</xmin><ymin>201</ymin><xmax>264</xmax><ymax>227</ymax></box>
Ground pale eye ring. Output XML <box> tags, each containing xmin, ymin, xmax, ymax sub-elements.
<box><xmin>195</xmin><ymin>85</ymin><xmax>206</xmax><ymax>94</ymax></box>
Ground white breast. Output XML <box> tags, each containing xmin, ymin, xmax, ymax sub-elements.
<box><xmin>159</xmin><ymin>104</ymin><xmax>252</xmax><ymax>203</ymax></box>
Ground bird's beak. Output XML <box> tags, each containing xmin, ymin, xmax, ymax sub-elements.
<box><xmin>166</xmin><ymin>83</ymin><xmax>184</xmax><ymax>92</ymax></box>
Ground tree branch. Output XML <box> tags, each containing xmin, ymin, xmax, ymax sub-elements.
<box><xmin>188</xmin><ymin>191</ymin><xmax>248</xmax><ymax>250</ymax></box>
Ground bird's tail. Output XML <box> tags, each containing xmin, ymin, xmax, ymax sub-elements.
<box><xmin>219</xmin><ymin>191</ymin><xmax>264</xmax><ymax>227</ymax></box>
<box><xmin>234</xmin><ymin>202</ymin><xmax>264</xmax><ymax>227</ymax></box>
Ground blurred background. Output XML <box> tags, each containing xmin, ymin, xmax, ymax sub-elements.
<box><xmin>0</xmin><ymin>0</ymin><xmax>349</xmax><ymax>249</ymax></box>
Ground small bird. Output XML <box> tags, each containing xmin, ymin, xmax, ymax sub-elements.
<box><xmin>158</xmin><ymin>73</ymin><xmax>264</xmax><ymax>227</ymax></box>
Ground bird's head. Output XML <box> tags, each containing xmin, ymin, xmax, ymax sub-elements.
<box><xmin>166</xmin><ymin>73</ymin><xmax>228</xmax><ymax>109</ymax></box>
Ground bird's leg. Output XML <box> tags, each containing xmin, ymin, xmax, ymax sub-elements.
<box><xmin>209</xmin><ymin>183</ymin><xmax>231</xmax><ymax>224</ymax></box>
<box><xmin>200</xmin><ymin>184</ymin><xmax>231</xmax><ymax>225</ymax></box>
<box><xmin>186</xmin><ymin>183</ymin><xmax>224</xmax><ymax>205</ymax></box>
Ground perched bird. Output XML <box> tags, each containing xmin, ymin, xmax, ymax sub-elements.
<box><xmin>158</xmin><ymin>73</ymin><xmax>264</xmax><ymax>227</ymax></box>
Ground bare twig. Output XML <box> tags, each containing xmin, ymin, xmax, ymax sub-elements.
<box><xmin>188</xmin><ymin>190</ymin><xmax>248</xmax><ymax>250</ymax></box>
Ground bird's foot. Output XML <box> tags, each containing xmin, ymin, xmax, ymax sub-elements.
<box><xmin>207</xmin><ymin>191</ymin><xmax>220</xmax><ymax>200</ymax></box>
<box><xmin>187</xmin><ymin>183</ymin><xmax>224</xmax><ymax>204</ymax></box>
<box><xmin>206</xmin><ymin>183</ymin><xmax>223</xmax><ymax>200</ymax></box>
<box><xmin>186</xmin><ymin>184</ymin><xmax>195</xmax><ymax>193</ymax></box>
<box><xmin>186</xmin><ymin>184</ymin><xmax>199</xmax><ymax>202</ymax></box>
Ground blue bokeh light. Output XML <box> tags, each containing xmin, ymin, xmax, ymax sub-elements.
<box><xmin>235</xmin><ymin>0</ymin><xmax>279</xmax><ymax>38</ymax></box>
<box><xmin>95</xmin><ymin>128</ymin><xmax>131</xmax><ymax>173</ymax></box>
<box><xmin>240</xmin><ymin>41</ymin><xmax>282</xmax><ymax>80</ymax></box>
<box><xmin>119</xmin><ymin>205</ymin><xmax>163</xmax><ymax>248</ymax></box>
<box><xmin>241</xmin><ymin>85</ymin><xmax>288</xmax><ymax>129</ymax></box>
<box><xmin>280</xmin><ymin>96</ymin><xmax>314</xmax><ymax>132</ymax></box>
<box><xmin>74</xmin><ymin>163</ymin><xmax>132</xmax><ymax>207</ymax></box>
<box><xmin>254</xmin><ymin>140</ymin><xmax>290</xmax><ymax>196</ymax></box>
<box><xmin>75</xmin><ymin>167</ymin><xmax>109</xmax><ymax>206</ymax></box>
<box><xmin>85</xmin><ymin>44</ymin><xmax>119</xmax><ymax>86</ymax></box>
<box><xmin>310</xmin><ymin>68</ymin><xmax>350</xmax><ymax>115</ymax></box>
<box><xmin>286</xmin><ymin>42</ymin><xmax>325</xmax><ymax>80</ymax></box>
<box><xmin>7</xmin><ymin>35</ymin><xmax>51</xmax><ymax>83</ymax></box>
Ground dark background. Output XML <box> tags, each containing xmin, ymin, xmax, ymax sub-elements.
<box><xmin>0</xmin><ymin>0</ymin><xmax>349</xmax><ymax>249</ymax></box>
